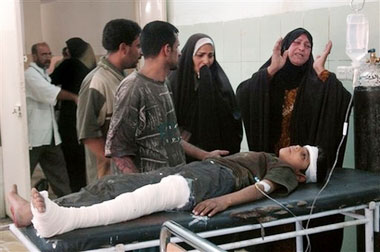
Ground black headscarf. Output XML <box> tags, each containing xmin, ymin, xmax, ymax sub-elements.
<box><xmin>66</xmin><ymin>37</ymin><xmax>89</xmax><ymax>59</ymax></box>
<box><xmin>169</xmin><ymin>33</ymin><xmax>242</xmax><ymax>160</ymax></box>
<box><xmin>274</xmin><ymin>28</ymin><xmax>313</xmax><ymax>89</ymax></box>
<box><xmin>236</xmin><ymin>28</ymin><xmax>351</xmax><ymax>178</ymax></box>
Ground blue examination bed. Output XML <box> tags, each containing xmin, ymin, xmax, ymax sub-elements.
<box><xmin>10</xmin><ymin>168</ymin><xmax>380</xmax><ymax>251</ymax></box>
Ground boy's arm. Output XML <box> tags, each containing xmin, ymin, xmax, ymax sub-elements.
<box><xmin>192</xmin><ymin>179</ymin><xmax>277</xmax><ymax>217</ymax></box>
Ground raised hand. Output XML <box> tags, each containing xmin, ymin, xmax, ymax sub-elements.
<box><xmin>267</xmin><ymin>38</ymin><xmax>289</xmax><ymax>77</ymax></box>
<box><xmin>313</xmin><ymin>40</ymin><xmax>332</xmax><ymax>76</ymax></box>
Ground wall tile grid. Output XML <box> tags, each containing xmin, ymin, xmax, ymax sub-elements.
<box><xmin>303</xmin><ymin>8</ymin><xmax>329</xmax><ymax>58</ymax></box>
<box><xmin>280</xmin><ymin>11</ymin><xmax>304</xmax><ymax>37</ymax></box>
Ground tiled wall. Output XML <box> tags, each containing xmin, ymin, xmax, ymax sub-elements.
<box><xmin>175</xmin><ymin>2</ymin><xmax>380</xmax><ymax>169</ymax></box>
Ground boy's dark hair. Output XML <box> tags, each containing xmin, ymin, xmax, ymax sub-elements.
<box><xmin>140</xmin><ymin>21</ymin><xmax>179</xmax><ymax>58</ymax></box>
<box><xmin>102</xmin><ymin>19</ymin><xmax>141</xmax><ymax>52</ymax></box>
<box><xmin>316</xmin><ymin>147</ymin><xmax>329</xmax><ymax>183</ymax></box>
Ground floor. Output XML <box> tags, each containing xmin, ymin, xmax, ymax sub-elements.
<box><xmin>0</xmin><ymin>218</ymin><xmax>28</xmax><ymax>251</ymax></box>
<box><xmin>0</xmin><ymin>166</ymin><xmax>54</xmax><ymax>251</ymax></box>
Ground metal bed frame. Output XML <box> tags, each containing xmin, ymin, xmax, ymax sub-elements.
<box><xmin>159</xmin><ymin>202</ymin><xmax>379</xmax><ymax>252</ymax></box>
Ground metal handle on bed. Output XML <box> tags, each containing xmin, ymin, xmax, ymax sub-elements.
<box><xmin>160</xmin><ymin>220</ymin><xmax>225</xmax><ymax>252</ymax></box>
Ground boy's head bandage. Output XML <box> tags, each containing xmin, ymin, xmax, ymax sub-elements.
<box><xmin>305</xmin><ymin>145</ymin><xmax>318</xmax><ymax>183</ymax></box>
<box><xmin>193</xmin><ymin>38</ymin><xmax>214</xmax><ymax>56</ymax></box>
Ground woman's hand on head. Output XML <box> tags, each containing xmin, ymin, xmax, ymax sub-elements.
<box><xmin>192</xmin><ymin>197</ymin><xmax>229</xmax><ymax>217</ymax></box>
<box><xmin>267</xmin><ymin>37</ymin><xmax>289</xmax><ymax>77</ymax></box>
<box><xmin>313</xmin><ymin>40</ymin><xmax>332</xmax><ymax>76</ymax></box>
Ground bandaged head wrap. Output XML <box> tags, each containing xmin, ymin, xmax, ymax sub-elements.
<box><xmin>304</xmin><ymin>145</ymin><xmax>318</xmax><ymax>183</ymax></box>
<box><xmin>193</xmin><ymin>38</ymin><xmax>214</xmax><ymax>56</ymax></box>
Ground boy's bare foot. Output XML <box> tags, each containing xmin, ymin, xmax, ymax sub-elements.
<box><xmin>7</xmin><ymin>185</ymin><xmax>33</xmax><ymax>227</ymax></box>
<box><xmin>31</xmin><ymin>188</ymin><xmax>46</xmax><ymax>213</ymax></box>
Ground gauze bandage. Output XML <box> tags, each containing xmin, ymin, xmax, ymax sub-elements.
<box><xmin>257</xmin><ymin>181</ymin><xmax>271</xmax><ymax>193</ymax></box>
<box><xmin>31</xmin><ymin>175</ymin><xmax>190</xmax><ymax>238</ymax></box>
<box><xmin>305</xmin><ymin>145</ymin><xmax>318</xmax><ymax>183</ymax></box>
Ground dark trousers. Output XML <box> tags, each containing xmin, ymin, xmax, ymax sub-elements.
<box><xmin>58</xmin><ymin>119</ymin><xmax>86</xmax><ymax>192</ymax></box>
<box><xmin>29</xmin><ymin>144</ymin><xmax>71</xmax><ymax>197</ymax></box>
<box><xmin>60</xmin><ymin>141</ymin><xmax>86</xmax><ymax>192</ymax></box>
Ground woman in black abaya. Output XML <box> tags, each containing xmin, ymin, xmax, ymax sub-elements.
<box><xmin>51</xmin><ymin>37</ymin><xmax>96</xmax><ymax>192</ymax></box>
<box><xmin>169</xmin><ymin>34</ymin><xmax>242</xmax><ymax>162</ymax></box>
<box><xmin>236</xmin><ymin>28</ymin><xmax>351</xmax><ymax>252</ymax></box>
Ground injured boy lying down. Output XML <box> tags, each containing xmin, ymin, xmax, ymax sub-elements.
<box><xmin>8</xmin><ymin>145</ymin><xmax>323</xmax><ymax>238</ymax></box>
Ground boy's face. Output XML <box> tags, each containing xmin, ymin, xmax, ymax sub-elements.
<box><xmin>279</xmin><ymin>145</ymin><xmax>310</xmax><ymax>182</ymax></box>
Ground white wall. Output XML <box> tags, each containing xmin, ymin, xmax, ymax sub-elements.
<box><xmin>36</xmin><ymin>0</ymin><xmax>136</xmax><ymax>56</ymax></box>
<box><xmin>40</xmin><ymin>0</ymin><xmax>136</xmax><ymax>56</ymax></box>
<box><xmin>23</xmin><ymin>0</ymin><xmax>43</xmax><ymax>54</ymax></box>
<box><xmin>168</xmin><ymin>0</ymin><xmax>377</xmax><ymax>26</ymax></box>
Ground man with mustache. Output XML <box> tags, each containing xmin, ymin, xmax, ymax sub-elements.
<box><xmin>25</xmin><ymin>42</ymin><xmax>78</xmax><ymax>197</ymax></box>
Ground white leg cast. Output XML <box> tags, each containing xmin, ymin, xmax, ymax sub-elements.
<box><xmin>31</xmin><ymin>175</ymin><xmax>190</xmax><ymax>238</ymax></box>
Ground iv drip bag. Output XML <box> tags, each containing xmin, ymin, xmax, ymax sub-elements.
<box><xmin>346</xmin><ymin>13</ymin><xmax>369</xmax><ymax>67</ymax></box>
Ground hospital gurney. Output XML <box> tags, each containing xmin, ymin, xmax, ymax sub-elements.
<box><xmin>10</xmin><ymin>168</ymin><xmax>380</xmax><ymax>251</ymax></box>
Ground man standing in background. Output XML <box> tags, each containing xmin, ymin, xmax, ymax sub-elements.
<box><xmin>77</xmin><ymin>19</ymin><xmax>141</xmax><ymax>184</ymax></box>
<box><xmin>25</xmin><ymin>42</ymin><xmax>77</xmax><ymax>197</ymax></box>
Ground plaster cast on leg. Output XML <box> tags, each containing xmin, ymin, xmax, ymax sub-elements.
<box><xmin>31</xmin><ymin>175</ymin><xmax>190</xmax><ymax>238</ymax></box>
